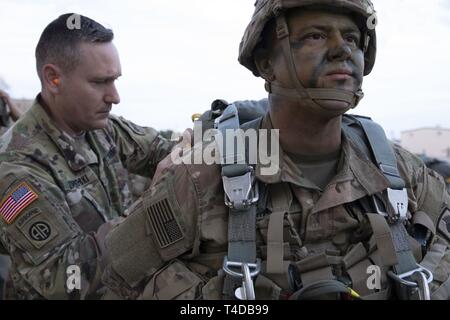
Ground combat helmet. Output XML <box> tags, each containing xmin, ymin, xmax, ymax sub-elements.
<box><xmin>238</xmin><ymin>0</ymin><xmax>377</xmax><ymax>114</ymax></box>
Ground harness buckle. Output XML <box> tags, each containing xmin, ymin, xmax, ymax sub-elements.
<box><xmin>372</xmin><ymin>188</ymin><xmax>408</xmax><ymax>223</ymax></box>
<box><xmin>222</xmin><ymin>168</ymin><xmax>259</xmax><ymax>211</ymax></box>
<box><xmin>388</xmin><ymin>264</ymin><xmax>433</xmax><ymax>300</ymax></box>
<box><xmin>222</xmin><ymin>256</ymin><xmax>261</xmax><ymax>300</ymax></box>
<box><xmin>387</xmin><ymin>188</ymin><xmax>408</xmax><ymax>222</ymax></box>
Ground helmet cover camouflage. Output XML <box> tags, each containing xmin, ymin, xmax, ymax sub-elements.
<box><xmin>239</xmin><ymin>0</ymin><xmax>377</xmax><ymax>77</ymax></box>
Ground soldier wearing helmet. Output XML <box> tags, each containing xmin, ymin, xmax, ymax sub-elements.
<box><xmin>429</xmin><ymin>161</ymin><xmax>450</xmax><ymax>193</ymax></box>
<box><xmin>103</xmin><ymin>0</ymin><xmax>450</xmax><ymax>300</ymax></box>
<box><xmin>420</xmin><ymin>155</ymin><xmax>450</xmax><ymax>193</ymax></box>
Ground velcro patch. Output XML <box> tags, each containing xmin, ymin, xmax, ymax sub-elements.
<box><xmin>147</xmin><ymin>198</ymin><xmax>184</xmax><ymax>248</ymax></box>
<box><xmin>437</xmin><ymin>208</ymin><xmax>450</xmax><ymax>242</ymax></box>
<box><xmin>0</xmin><ymin>182</ymin><xmax>38</xmax><ymax>224</ymax></box>
<box><xmin>17</xmin><ymin>214</ymin><xmax>59</xmax><ymax>249</ymax></box>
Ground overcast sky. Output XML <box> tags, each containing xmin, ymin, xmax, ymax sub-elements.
<box><xmin>0</xmin><ymin>0</ymin><xmax>449</xmax><ymax>139</ymax></box>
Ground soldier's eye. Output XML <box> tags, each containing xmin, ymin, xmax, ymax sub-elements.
<box><xmin>92</xmin><ymin>79</ymin><xmax>114</xmax><ymax>85</ymax></box>
<box><xmin>346</xmin><ymin>35</ymin><xmax>357</xmax><ymax>44</ymax></box>
<box><xmin>344</xmin><ymin>33</ymin><xmax>361</xmax><ymax>47</ymax></box>
<box><xmin>304</xmin><ymin>32</ymin><xmax>326</xmax><ymax>41</ymax></box>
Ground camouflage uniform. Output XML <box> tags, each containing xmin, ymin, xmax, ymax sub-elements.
<box><xmin>0</xmin><ymin>103</ymin><xmax>13</xmax><ymax>299</ymax></box>
<box><xmin>104</xmin><ymin>113</ymin><xmax>450</xmax><ymax>300</ymax></box>
<box><xmin>0</xmin><ymin>96</ymin><xmax>172</xmax><ymax>299</ymax></box>
<box><xmin>0</xmin><ymin>123</ymin><xmax>11</xmax><ymax>299</ymax></box>
<box><xmin>128</xmin><ymin>174</ymin><xmax>152</xmax><ymax>202</ymax></box>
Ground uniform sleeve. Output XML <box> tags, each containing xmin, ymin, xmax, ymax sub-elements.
<box><xmin>0</xmin><ymin>162</ymin><xmax>114</xmax><ymax>299</ymax></box>
<box><xmin>393</xmin><ymin>144</ymin><xmax>450</xmax><ymax>299</ymax></box>
<box><xmin>415</xmin><ymin>163</ymin><xmax>450</xmax><ymax>299</ymax></box>
<box><xmin>108</xmin><ymin>115</ymin><xmax>175</xmax><ymax>178</ymax></box>
<box><xmin>102</xmin><ymin>154</ymin><xmax>209</xmax><ymax>299</ymax></box>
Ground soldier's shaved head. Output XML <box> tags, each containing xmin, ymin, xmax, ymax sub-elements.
<box><xmin>35</xmin><ymin>13</ymin><xmax>114</xmax><ymax>82</ymax></box>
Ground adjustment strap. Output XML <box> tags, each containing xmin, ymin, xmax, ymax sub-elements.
<box><xmin>275</xmin><ymin>15</ymin><xmax>308</xmax><ymax>99</ymax></box>
<box><xmin>267</xmin><ymin>183</ymin><xmax>293</xmax><ymax>274</ymax></box>
<box><xmin>266</xmin><ymin>83</ymin><xmax>361</xmax><ymax>106</ymax></box>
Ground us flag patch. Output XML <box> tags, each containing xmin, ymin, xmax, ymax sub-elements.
<box><xmin>0</xmin><ymin>183</ymin><xmax>39</xmax><ymax>224</ymax></box>
<box><xmin>147</xmin><ymin>198</ymin><xmax>184</xmax><ymax>248</ymax></box>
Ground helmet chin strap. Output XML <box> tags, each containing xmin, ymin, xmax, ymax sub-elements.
<box><xmin>267</xmin><ymin>14</ymin><xmax>364</xmax><ymax>116</ymax></box>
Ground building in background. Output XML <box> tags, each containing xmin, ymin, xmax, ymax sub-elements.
<box><xmin>401</xmin><ymin>127</ymin><xmax>450</xmax><ymax>162</ymax></box>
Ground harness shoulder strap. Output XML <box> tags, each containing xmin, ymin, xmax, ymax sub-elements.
<box><xmin>214</xmin><ymin>104</ymin><xmax>261</xmax><ymax>300</ymax></box>
<box><xmin>354</xmin><ymin>115</ymin><xmax>405</xmax><ymax>190</ymax></box>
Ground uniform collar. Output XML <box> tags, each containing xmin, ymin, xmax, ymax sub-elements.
<box><xmin>255</xmin><ymin>114</ymin><xmax>390</xmax><ymax>212</ymax></box>
<box><xmin>30</xmin><ymin>96</ymin><xmax>98</xmax><ymax>171</ymax></box>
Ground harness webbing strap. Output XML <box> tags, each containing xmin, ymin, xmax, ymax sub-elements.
<box><xmin>215</xmin><ymin>104</ymin><xmax>259</xmax><ymax>300</ymax></box>
<box><xmin>267</xmin><ymin>184</ymin><xmax>292</xmax><ymax>274</ymax></box>
<box><xmin>356</xmin><ymin>117</ymin><xmax>432</xmax><ymax>299</ymax></box>
<box><xmin>366</xmin><ymin>213</ymin><xmax>398</xmax><ymax>267</ymax></box>
<box><xmin>357</xmin><ymin>118</ymin><xmax>405</xmax><ymax>190</ymax></box>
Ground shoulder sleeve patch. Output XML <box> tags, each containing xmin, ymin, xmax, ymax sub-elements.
<box><xmin>16</xmin><ymin>208</ymin><xmax>59</xmax><ymax>249</ymax></box>
<box><xmin>0</xmin><ymin>182</ymin><xmax>38</xmax><ymax>224</ymax></box>
<box><xmin>147</xmin><ymin>197</ymin><xmax>184</xmax><ymax>249</ymax></box>
<box><xmin>142</xmin><ymin>176</ymin><xmax>195</xmax><ymax>261</ymax></box>
<box><xmin>0</xmin><ymin>173</ymin><xmax>80</xmax><ymax>265</ymax></box>
<box><xmin>437</xmin><ymin>208</ymin><xmax>450</xmax><ymax>242</ymax></box>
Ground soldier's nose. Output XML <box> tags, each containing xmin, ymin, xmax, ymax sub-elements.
<box><xmin>327</xmin><ymin>34</ymin><xmax>352</xmax><ymax>62</ymax></box>
<box><xmin>105</xmin><ymin>84</ymin><xmax>120</xmax><ymax>105</ymax></box>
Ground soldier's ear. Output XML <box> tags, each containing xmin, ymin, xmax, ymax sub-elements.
<box><xmin>42</xmin><ymin>64</ymin><xmax>62</xmax><ymax>95</ymax></box>
<box><xmin>254</xmin><ymin>48</ymin><xmax>276</xmax><ymax>82</ymax></box>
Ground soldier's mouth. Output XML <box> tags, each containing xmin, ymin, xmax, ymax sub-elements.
<box><xmin>98</xmin><ymin>107</ymin><xmax>112</xmax><ymax>114</ymax></box>
<box><xmin>325</xmin><ymin>73</ymin><xmax>352</xmax><ymax>81</ymax></box>
<box><xmin>325</xmin><ymin>69</ymin><xmax>353</xmax><ymax>80</ymax></box>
